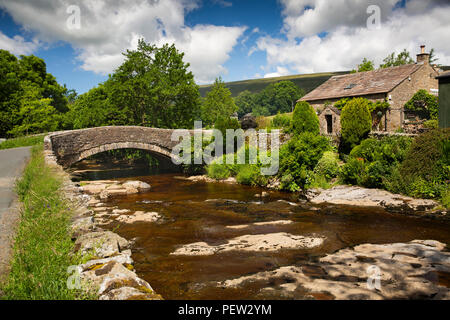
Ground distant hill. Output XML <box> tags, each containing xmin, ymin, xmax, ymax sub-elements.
<box><xmin>199</xmin><ymin>71</ymin><xmax>350</xmax><ymax>97</ymax></box>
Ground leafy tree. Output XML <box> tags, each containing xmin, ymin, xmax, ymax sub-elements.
<box><xmin>8</xmin><ymin>83</ymin><xmax>60</xmax><ymax>136</ymax></box>
<box><xmin>234</xmin><ymin>90</ymin><xmax>256</xmax><ymax>118</ymax></box>
<box><xmin>0</xmin><ymin>50</ymin><xmax>22</xmax><ymax>136</ymax></box>
<box><xmin>201</xmin><ymin>77</ymin><xmax>237</xmax><ymax>126</ymax></box>
<box><xmin>291</xmin><ymin>101</ymin><xmax>319</xmax><ymax>136</ymax></box>
<box><xmin>380</xmin><ymin>49</ymin><xmax>414</xmax><ymax>68</ymax></box>
<box><xmin>108</xmin><ymin>39</ymin><xmax>201</xmax><ymax>129</ymax></box>
<box><xmin>351</xmin><ymin>58</ymin><xmax>374</xmax><ymax>73</ymax></box>
<box><xmin>254</xmin><ymin>80</ymin><xmax>304</xmax><ymax>116</ymax></box>
<box><xmin>340</xmin><ymin>98</ymin><xmax>372</xmax><ymax>151</ymax></box>
<box><xmin>404</xmin><ymin>89</ymin><xmax>438</xmax><ymax>120</ymax></box>
<box><xmin>0</xmin><ymin>50</ymin><xmax>69</xmax><ymax>137</ymax></box>
<box><xmin>63</xmin><ymin>84</ymin><xmax>127</xmax><ymax>130</ymax></box>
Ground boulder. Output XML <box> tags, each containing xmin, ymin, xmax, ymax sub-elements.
<box><xmin>116</xmin><ymin>211</ymin><xmax>162</xmax><ymax>224</ymax></box>
<box><xmin>307</xmin><ymin>185</ymin><xmax>438</xmax><ymax>213</ymax></box>
<box><xmin>74</xmin><ymin>231</ymin><xmax>130</xmax><ymax>258</ymax></box>
<box><xmin>71</xmin><ymin>216</ymin><xmax>96</xmax><ymax>238</ymax></box>
<box><xmin>122</xmin><ymin>181</ymin><xmax>151</xmax><ymax>193</ymax></box>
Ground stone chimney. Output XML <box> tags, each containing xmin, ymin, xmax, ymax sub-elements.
<box><xmin>416</xmin><ymin>45</ymin><xmax>430</xmax><ymax>64</ymax></box>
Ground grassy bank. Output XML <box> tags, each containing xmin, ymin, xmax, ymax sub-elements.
<box><xmin>0</xmin><ymin>134</ymin><xmax>45</xmax><ymax>150</ymax></box>
<box><xmin>0</xmin><ymin>145</ymin><xmax>91</xmax><ymax>300</ymax></box>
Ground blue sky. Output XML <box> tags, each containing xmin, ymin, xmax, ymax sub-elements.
<box><xmin>0</xmin><ymin>0</ymin><xmax>449</xmax><ymax>94</ymax></box>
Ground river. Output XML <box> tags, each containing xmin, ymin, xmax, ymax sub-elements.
<box><xmin>73</xmin><ymin>161</ymin><xmax>450</xmax><ymax>299</ymax></box>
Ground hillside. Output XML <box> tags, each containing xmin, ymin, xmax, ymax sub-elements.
<box><xmin>199</xmin><ymin>71</ymin><xmax>350</xmax><ymax>97</ymax></box>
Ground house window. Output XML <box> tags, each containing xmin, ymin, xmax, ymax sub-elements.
<box><xmin>325</xmin><ymin>115</ymin><xmax>333</xmax><ymax>134</ymax></box>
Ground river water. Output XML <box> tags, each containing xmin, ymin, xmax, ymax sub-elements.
<box><xmin>73</xmin><ymin>162</ymin><xmax>450</xmax><ymax>300</ymax></box>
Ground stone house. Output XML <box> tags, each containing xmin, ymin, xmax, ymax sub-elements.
<box><xmin>299</xmin><ymin>46</ymin><xmax>440</xmax><ymax>135</ymax></box>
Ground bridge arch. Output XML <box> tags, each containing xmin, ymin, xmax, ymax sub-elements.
<box><xmin>44</xmin><ymin>126</ymin><xmax>186</xmax><ymax>168</ymax></box>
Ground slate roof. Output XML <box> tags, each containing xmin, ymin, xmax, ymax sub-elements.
<box><xmin>300</xmin><ymin>64</ymin><xmax>422</xmax><ymax>102</ymax></box>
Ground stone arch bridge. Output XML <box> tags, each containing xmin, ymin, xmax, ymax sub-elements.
<box><xmin>44</xmin><ymin>126</ymin><xmax>195</xmax><ymax>168</ymax></box>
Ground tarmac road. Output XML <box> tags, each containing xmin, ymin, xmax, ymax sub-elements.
<box><xmin>0</xmin><ymin>146</ymin><xmax>31</xmax><ymax>281</ymax></box>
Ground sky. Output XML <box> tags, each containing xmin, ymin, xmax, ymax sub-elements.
<box><xmin>1</xmin><ymin>0</ymin><xmax>450</xmax><ymax>94</ymax></box>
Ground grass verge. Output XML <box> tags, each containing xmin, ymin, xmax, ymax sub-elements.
<box><xmin>0</xmin><ymin>145</ymin><xmax>93</xmax><ymax>300</ymax></box>
<box><xmin>0</xmin><ymin>135</ymin><xmax>45</xmax><ymax>150</ymax></box>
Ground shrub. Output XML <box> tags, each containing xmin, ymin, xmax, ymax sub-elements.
<box><xmin>389</xmin><ymin>128</ymin><xmax>450</xmax><ymax>199</ymax></box>
<box><xmin>206</xmin><ymin>162</ymin><xmax>231</xmax><ymax>180</ymax></box>
<box><xmin>291</xmin><ymin>101</ymin><xmax>319</xmax><ymax>136</ymax></box>
<box><xmin>278</xmin><ymin>132</ymin><xmax>331</xmax><ymax>190</ymax></box>
<box><xmin>339</xmin><ymin>157</ymin><xmax>365</xmax><ymax>185</ymax></box>
<box><xmin>340</xmin><ymin>136</ymin><xmax>412</xmax><ymax>188</ymax></box>
<box><xmin>236</xmin><ymin>165</ymin><xmax>268</xmax><ymax>186</ymax></box>
<box><xmin>314</xmin><ymin>151</ymin><xmax>340</xmax><ymax>180</ymax></box>
<box><xmin>423</xmin><ymin>119</ymin><xmax>438</xmax><ymax>129</ymax></box>
<box><xmin>442</xmin><ymin>189</ymin><xmax>450</xmax><ymax>209</ymax></box>
<box><xmin>340</xmin><ymin>98</ymin><xmax>372</xmax><ymax>152</ymax></box>
<box><xmin>271</xmin><ymin>113</ymin><xmax>292</xmax><ymax>130</ymax></box>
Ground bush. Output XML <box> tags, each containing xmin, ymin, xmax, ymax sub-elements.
<box><xmin>314</xmin><ymin>151</ymin><xmax>340</xmax><ymax>180</ymax></box>
<box><xmin>340</xmin><ymin>136</ymin><xmax>412</xmax><ymax>188</ymax></box>
<box><xmin>271</xmin><ymin>113</ymin><xmax>292</xmax><ymax>130</ymax></box>
<box><xmin>279</xmin><ymin>132</ymin><xmax>331</xmax><ymax>190</ymax></box>
<box><xmin>291</xmin><ymin>101</ymin><xmax>319</xmax><ymax>135</ymax></box>
<box><xmin>236</xmin><ymin>165</ymin><xmax>268</xmax><ymax>186</ymax></box>
<box><xmin>423</xmin><ymin>119</ymin><xmax>438</xmax><ymax>129</ymax></box>
<box><xmin>340</xmin><ymin>98</ymin><xmax>372</xmax><ymax>152</ymax></box>
<box><xmin>206</xmin><ymin>162</ymin><xmax>231</xmax><ymax>180</ymax></box>
<box><xmin>388</xmin><ymin>128</ymin><xmax>450</xmax><ymax>199</ymax></box>
<box><xmin>442</xmin><ymin>189</ymin><xmax>450</xmax><ymax>209</ymax></box>
<box><xmin>339</xmin><ymin>157</ymin><xmax>366</xmax><ymax>185</ymax></box>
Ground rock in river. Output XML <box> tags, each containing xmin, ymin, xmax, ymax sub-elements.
<box><xmin>171</xmin><ymin>232</ymin><xmax>324</xmax><ymax>256</ymax></box>
<box><xmin>218</xmin><ymin>240</ymin><xmax>450</xmax><ymax>300</ymax></box>
<box><xmin>307</xmin><ymin>185</ymin><xmax>438</xmax><ymax>212</ymax></box>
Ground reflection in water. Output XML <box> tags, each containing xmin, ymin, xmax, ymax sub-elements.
<box><xmin>73</xmin><ymin>164</ymin><xmax>450</xmax><ymax>300</ymax></box>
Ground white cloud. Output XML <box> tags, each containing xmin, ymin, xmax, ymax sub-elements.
<box><xmin>279</xmin><ymin>0</ymin><xmax>399</xmax><ymax>39</ymax></box>
<box><xmin>0</xmin><ymin>0</ymin><xmax>245</xmax><ymax>83</ymax></box>
<box><xmin>264</xmin><ymin>66</ymin><xmax>290</xmax><ymax>78</ymax></box>
<box><xmin>254</xmin><ymin>0</ymin><xmax>450</xmax><ymax>75</ymax></box>
<box><xmin>0</xmin><ymin>32</ymin><xmax>39</xmax><ymax>55</ymax></box>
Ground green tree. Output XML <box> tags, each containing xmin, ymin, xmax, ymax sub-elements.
<box><xmin>351</xmin><ymin>58</ymin><xmax>375</xmax><ymax>73</ymax></box>
<box><xmin>201</xmin><ymin>77</ymin><xmax>237</xmax><ymax>126</ymax></box>
<box><xmin>0</xmin><ymin>50</ymin><xmax>70</xmax><ymax>137</ymax></box>
<box><xmin>9</xmin><ymin>83</ymin><xmax>60</xmax><ymax>136</ymax></box>
<box><xmin>108</xmin><ymin>39</ymin><xmax>201</xmax><ymax>129</ymax></box>
<box><xmin>340</xmin><ymin>98</ymin><xmax>372</xmax><ymax>151</ymax></box>
<box><xmin>63</xmin><ymin>84</ymin><xmax>127</xmax><ymax>130</ymax></box>
<box><xmin>0</xmin><ymin>50</ymin><xmax>22</xmax><ymax>136</ymax></box>
<box><xmin>291</xmin><ymin>101</ymin><xmax>320</xmax><ymax>136</ymax></box>
<box><xmin>253</xmin><ymin>80</ymin><xmax>304</xmax><ymax>116</ymax></box>
<box><xmin>380</xmin><ymin>49</ymin><xmax>414</xmax><ymax>68</ymax></box>
<box><xmin>234</xmin><ymin>90</ymin><xmax>256</xmax><ymax>118</ymax></box>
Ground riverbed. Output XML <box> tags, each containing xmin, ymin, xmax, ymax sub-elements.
<box><xmin>73</xmin><ymin>163</ymin><xmax>450</xmax><ymax>300</ymax></box>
